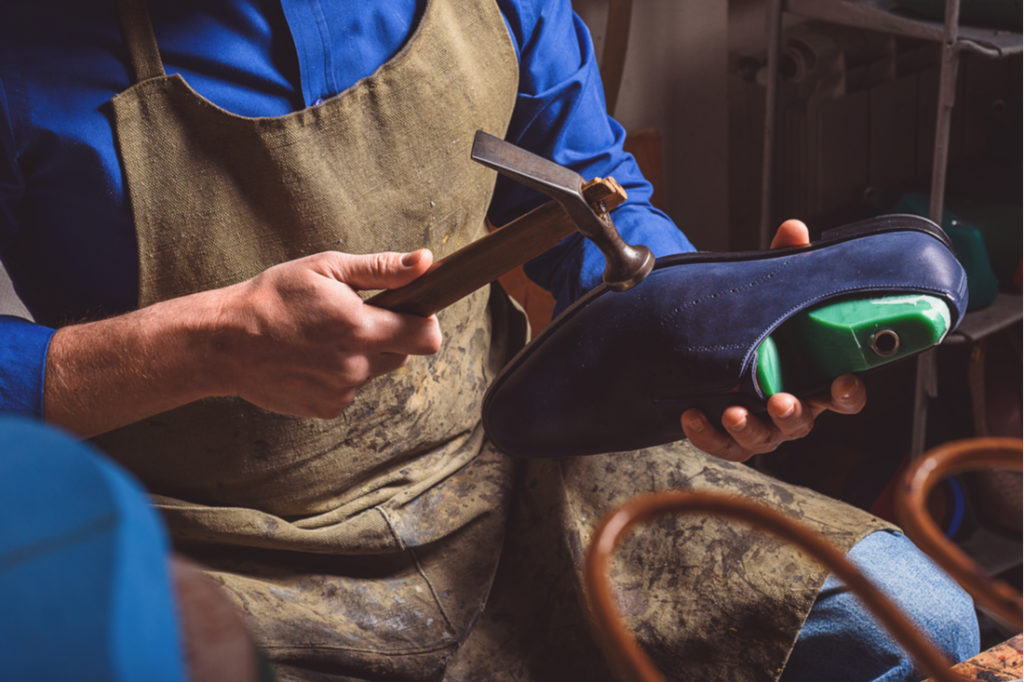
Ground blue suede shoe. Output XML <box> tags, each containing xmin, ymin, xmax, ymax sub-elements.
<box><xmin>483</xmin><ymin>214</ymin><xmax>969</xmax><ymax>458</ymax></box>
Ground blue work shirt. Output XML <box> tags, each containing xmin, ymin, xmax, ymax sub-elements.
<box><xmin>0</xmin><ymin>0</ymin><xmax>694</xmax><ymax>418</ymax></box>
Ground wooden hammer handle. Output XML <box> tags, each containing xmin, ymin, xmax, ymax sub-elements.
<box><xmin>367</xmin><ymin>178</ymin><xmax>626</xmax><ymax>316</ymax></box>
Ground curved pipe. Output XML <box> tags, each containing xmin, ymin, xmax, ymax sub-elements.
<box><xmin>896</xmin><ymin>437</ymin><xmax>1023</xmax><ymax>631</ymax></box>
<box><xmin>584</xmin><ymin>490</ymin><xmax>968</xmax><ymax>682</ymax></box>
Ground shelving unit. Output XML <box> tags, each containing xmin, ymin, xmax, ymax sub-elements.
<box><xmin>760</xmin><ymin>0</ymin><xmax>1021</xmax><ymax>246</ymax></box>
<box><xmin>759</xmin><ymin>0</ymin><xmax>1021</xmax><ymax>457</ymax></box>
<box><xmin>783</xmin><ymin>0</ymin><xmax>1021</xmax><ymax>56</ymax></box>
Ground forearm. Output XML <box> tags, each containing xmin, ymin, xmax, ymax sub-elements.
<box><xmin>42</xmin><ymin>250</ymin><xmax>441</xmax><ymax>439</ymax></box>
<box><xmin>43</xmin><ymin>290</ymin><xmax>224</xmax><ymax>438</ymax></box>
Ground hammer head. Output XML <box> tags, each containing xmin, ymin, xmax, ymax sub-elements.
<box><xmin>471</xmin><ymin>131</ymin><xmax>654</xmax><ymax>291</ymax></box>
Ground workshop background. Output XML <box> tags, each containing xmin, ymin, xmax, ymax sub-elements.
<box><xmin>574</xmin><ymin>0</ymin><xmax>1023</xmax><ymax>652</ymax></box>
<box><xmin>1</xmin><ymin>0</ymin><xmax>1020</xmax><ymax>651</ymax></box>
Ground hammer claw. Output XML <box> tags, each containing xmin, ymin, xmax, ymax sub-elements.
<box><xmin>472</xmin><ymin>131</ymin><xmax>653</xmax><ymax>291</ymax></box>
<box><xmin>471</xmin><ymin>131</ymin><xmax>584</xmax><ymax>203</ymax></box>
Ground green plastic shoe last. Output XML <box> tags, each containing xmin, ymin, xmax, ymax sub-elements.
<box><xmin>755</xmin><ymin>294</ymin><xmax>952</xmax><ymax>397</ymax></box>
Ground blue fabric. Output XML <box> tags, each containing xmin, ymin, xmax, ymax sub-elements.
<box><xmin>0</xmin><ymin>0</ymin><xmax>695</xmax><ymax>418</ymax></box>
<box><xmin>483</xmin><ymin>219</ymin><xmax>969</xmax><ymax>458</ymax></box>
<box><xmin>785</xmin><ymin>530</ymin><xmax>980</xmax><ymax>682</ymax></box>
<box><xmin>0</xmin><ymin>416</ymin><xmax>187</xmax><ymax>682</ymax></box>
<box><xmin>0</xmin><ymin>315</ymin><xmax>55</xmax><ymax>417</ymax></box>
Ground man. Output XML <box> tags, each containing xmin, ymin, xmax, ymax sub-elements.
<box><xmin>0</xmin><ymin>1</ymin><xmax>977</xmax><ymax>679</ymax></box>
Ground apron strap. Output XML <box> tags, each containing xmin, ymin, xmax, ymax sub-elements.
<box><xmin>116</xmin><ymin>0</ymin><xmax>166</xmax><ymax>83</ymax></box>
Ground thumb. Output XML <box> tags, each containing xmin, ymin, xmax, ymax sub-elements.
<box><xmin>770</xmin><ymin>219</ymin><xmax>811</xmax><ymax>250</ymax></box>
<box><xmin>328</xmin><ymin>249</ymin><xmax>434</xmax><ymax>291</ymax></box>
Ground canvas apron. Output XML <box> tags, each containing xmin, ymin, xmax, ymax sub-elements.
<box><xmin>98</xmin><ymin>1</ymin><xmax>893</xmax><ymax>680</ymax></box>
<box><xmin>99</xmin><ymin>0</ymin><xmax>521</xmax><ymax>678</ymax></box>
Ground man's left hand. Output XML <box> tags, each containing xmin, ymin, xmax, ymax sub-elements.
<box><xmin>679</xmin><ymin>219</ymin><xmax>868</xmax><ymax>462</ymax></box>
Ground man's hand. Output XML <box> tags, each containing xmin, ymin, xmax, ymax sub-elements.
<box><xmin>45</xmin><ymin>250</ymin><xmax>441</xmax><ymax>437</ymax></box>
<box><xmin>210</xmin><ymin>250</ymin><xmax>442</xmax><ymax>419</ymax></box>
<box><xmin>679</xmin><ymin>220</ymin><xmax>867</xmax><ymax>462</ymax></box>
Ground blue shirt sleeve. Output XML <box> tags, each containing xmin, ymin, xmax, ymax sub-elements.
<box><xmin>0</xmin><ymin>316</ymin><xmax>55</xmax><ymax>418</ymax></box>
<box><xmin>0</xmin><ymin>0</ymin><xmax>696</xmax><ymax>416</ymax></box>
<box><xmin>493</xmin><ymin>0</ymin><xmax>694</xmax><ymax>312</ymax></box>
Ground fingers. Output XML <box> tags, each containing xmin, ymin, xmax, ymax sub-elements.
<box><xmin>720</xmin><ymin>405</ymin><xmax>784</xmax><ymax>458</ymax></box>
<box><xmin>253</xmin><ymin>352</ymin><xmax>407</xmax><ymax>420</ymax></box>
<box><xmin>319</xmin><ymin>249</ymin><xmax>434</xmax><ymax>291</ymax></box>
<box><xmin>681</xmin><ymin>409</ymin><xmax>755</xmax><ymax>462</ymax></box>
<box><xmin>681</xmin><ymin>391</ymin><xmax>833</xmax><ymax>462</ymax></box>
<box><xmin>366</xmin><ymin>351</ymin><xmax>413</xmax><ymax>381</ymax></box>
<box><xmin>766</xmin><ymin>392</ymin><xmax>816</xmax><ymax>435</ymax></box>
<box><xmin>316</xmin><ymin>249</ymin><xmax>443</xmax><ymax>354</ymax></box>
<box><xmin>828</xmin><ymin>374</ymin><xmax>866</xmax><ymax>414</ymax></box>
<box><xmin>293</xmin><ymin>249</ymin><xmax>443</xmax><ymax>355</ymax></box>
<box><xmin>769</xmin><ymin>219</ymin><xmax>810</xmax><ymax>249</ymax></box>
<box><xmin>354</xmin><ymin>306</ymin><xmax>442</xmax><ymax>356</ymax></box>
<box><xmin>325</xmin><ymin>350</ymin><xmax>411</xmax><ymax>389</ymax></box>
<box><xmin>222</xmin><ymin>251</ymin><xmax>446</xmax><ymax>418</ymax></box>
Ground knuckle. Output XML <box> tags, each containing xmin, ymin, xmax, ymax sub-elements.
<box><xmin>338</xmin><ymin>355</ymin><xmax>372</xmax><ymax>384</ymax></box>
<box><xmin>369</xmin><ymin>252</ymin><xmax>399</xmax><ymax>277</ymax></box>
<box><xmin>344</xmin><ymin>318</ymin><xmax>373</xmax><ymax>346</ymax></box>
<box><xmin>740</xmin><ymin>429</ymin><xmax>779</xmax><ymax>454</ymax></box>
<box><xmin>711</xmin><ymin>442</ymin><xmax>752</xmax><ymax>462</ymax></box>
<box><xmin>787</xmin><ymin>422</ymin><xmax>814</xmax><ymax>439</ymax></box>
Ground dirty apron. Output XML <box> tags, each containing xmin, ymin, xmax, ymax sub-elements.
<box><xmin>98</xmin><ymin>0</ymin><xmax>520</xmax><ymax>678</ymax></box>
<box><xmin>95</xmin><ymin>1</ymin><xmax>894</xmax><ymax>680</ymax></box>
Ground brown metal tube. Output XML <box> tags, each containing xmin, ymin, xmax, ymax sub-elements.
<box><xmin>584</xmin><ymin>490</ymin><xmax>969</xmax><ymax>682</ymax></box>
<box><xmin>896</xmin><ymin>437</ymin><xmax>1023</xmax><ymax>631</ymax></box>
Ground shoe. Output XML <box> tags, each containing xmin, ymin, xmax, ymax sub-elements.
<box><xmin>483</xmin><ymin>214</ymin><xmax>969</xmax><ymax>458</ymax></box>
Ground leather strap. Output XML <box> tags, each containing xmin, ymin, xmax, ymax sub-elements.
<box><xmin>116</xmin><ymin>0</ymin><xmax>166</xmax><ymax>83</ymax></box>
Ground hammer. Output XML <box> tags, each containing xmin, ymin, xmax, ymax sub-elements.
<box><xmin>367</xmin><ymin>131</ymin><xmax>655</xmax><ymax>316</ymax></box>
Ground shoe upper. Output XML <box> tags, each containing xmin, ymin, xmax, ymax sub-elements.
<box><xmin>483</xmin><ymin>215</ymin><xmax>969</xmax><ymax>458</ymax></box>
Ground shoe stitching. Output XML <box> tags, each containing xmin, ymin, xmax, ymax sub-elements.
<box><xmin>674</xmin><ymin>260</ymin><xmax>795</xmax><ymax>310</ymax></box>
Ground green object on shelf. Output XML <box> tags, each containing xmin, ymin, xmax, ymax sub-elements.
<box><xmin>944</xmin><ymin>220</ymin><xmax>1000</xmax><ymax>310</ymax></box>
<box><xmin>755</xmin><ymin>294</ymin><xmax>953</xmax><ymax>397</ymax></box>
<box><xmin>893</xmin><ymin>193</ymin><xmax>1000</xmax><ymax>311</ymax></box>
<box><xmin>943</xmin><ymin>199</ymin><xmax>1022</xmax><ymax>292</ymax></box>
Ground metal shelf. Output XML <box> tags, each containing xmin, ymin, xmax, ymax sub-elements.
<box><xmin>759</xmin><ymin>0</ymin><xmax>1022</xmax><ymax>458</ymax></box>
<box><xmin>760</xmin><ymin>0</ymin><xmax>1023</xmax><ymax>248</ymax></box>
<box><xmin>785</xmin><ymin>0</ymin><xmax>1022</xmax><ymax>58</ymax></box>
<box><xmin>945</xmin><ymin>292</ymin><xmax>1023</xmax><ymax>344</ymax></box>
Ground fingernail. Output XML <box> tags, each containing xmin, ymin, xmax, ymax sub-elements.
<box><xmin>401</xmin><ymin>251</ymin><xmax>420</xmax><ymax>267</ymax></box>
<box><xmin>777</xmin><ymin>400</ymin><xmax>796</xmax><ymax>419</ymax></box>
<box><xmin>836</xmin><ymin>375</ymin><xmax>857</xmax><ymax>401</ymax></box>
<box><xmin>726</xmin><ymin>413</ymin><xmax>747</xmax><ymax>431</ymax></box>
<box><xmin>684</xmin><ymin>415</ymin><xmax>705</xmax><ymax>433</ymax></box>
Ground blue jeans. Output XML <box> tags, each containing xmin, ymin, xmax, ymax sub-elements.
<box><xmin>783</xmin><ymin>529</ymin><xmax>980</xmax><ymax>682</ymax></box>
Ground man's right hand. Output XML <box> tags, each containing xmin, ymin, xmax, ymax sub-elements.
<box><xmin>44</xmin><ymin>250</ymin><xmax>442</xmax><ymax>437</ymax></box>
<box><xmin>211</xmin><ymin>250</ymin><xmax>441</xmax><ymax>419</ymax></box>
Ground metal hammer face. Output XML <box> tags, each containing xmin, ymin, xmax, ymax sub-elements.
<box><xmin>471</xmin><ymin>131</ymin><xmax>654</xmax><ymax>291</ymax></box>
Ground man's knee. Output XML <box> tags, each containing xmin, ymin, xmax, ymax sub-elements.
<box><xmin>783</xmin><ymin>530</ymin><xmax>979</xmax><ymax>682</ymax></box>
